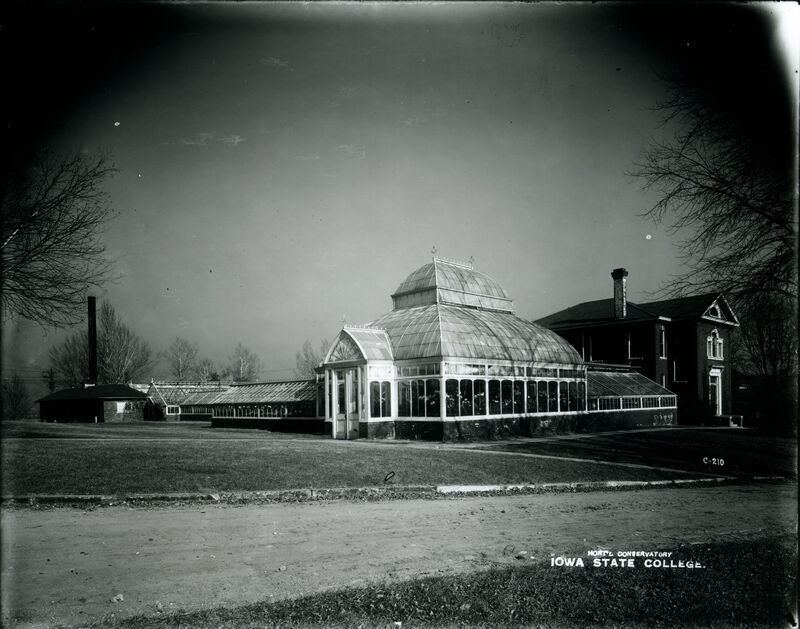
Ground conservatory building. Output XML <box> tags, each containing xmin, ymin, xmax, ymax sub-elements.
<box><xmin>319</xmin><ymin>257</ymin><xmax>593</xmax><ymax>440</ymax></box>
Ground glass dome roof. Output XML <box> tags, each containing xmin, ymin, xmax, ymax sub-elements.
<box><xmin>392</xmin><ymin>258</ymin><xmax>514</xmax><ymax>312</ymax></box>
<box><xmin>368</xmin><ymin>304</ymin><xmax>583</xmax><ymax>365</ymax></box>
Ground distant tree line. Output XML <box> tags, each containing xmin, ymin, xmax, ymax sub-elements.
<box><xmin>44</xmin><ymin>301</ymin><xmax>271</xmax><ymax>388</ymax></box>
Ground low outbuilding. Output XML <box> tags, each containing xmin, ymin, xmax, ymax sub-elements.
<box><xmin>37</xmin><ymin>384</ymin><xmax>147</xmax><ymax>423</ymax></box>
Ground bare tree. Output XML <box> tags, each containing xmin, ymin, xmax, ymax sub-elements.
<box><xmin>2</xmin><ymin>373</ymin><xmax>30</xmax><ymax>420</ymax></box>
<box><xmin>49</xmin><ymin>301</ymin><xmax>152</xmax><ymax>385</ymax></box>
<box><xmin>97</xmin><ymin>302</ymin><xmax>152</xmax><ymax>383</ymax></box>
<box><xmin>195</xmin><ymin>357</ymin><xmax>218</xmax><ymax>383</ymax></box>
<box><xmin>734</xmin><ymin>296</ymin><xmax>797</xmax><ymax>379</ymax></box>
<box><xmin>222</xmin><ymin>343</ymin><xmax>262</xmax><ymax>383</ymax></box>
<box><xmin>164</xmin><ymin>337</ymin><xmax>199</xmax><ymax>380</ymax></box>
<box><xmin>49</xmin><ymin>332</ymin><xmax>90</xmax><ymax>387</ymax></box>
<box><xmin>1</xmin><ymin>152</ymin><xmax>118</xmax><ymax>326</ymax></box>
<box><xmin>631</xmin><ymin>73</ymin><xmax>796</xmax><ymax>302</ymax></box>
<box><xmin>294</xmin><ymin>338</ymin><xmax>328</xmax><ymax>379</ymax></box>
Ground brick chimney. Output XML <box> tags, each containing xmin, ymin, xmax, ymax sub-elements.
<box><xmin>611</xmin><ymin>268</ymin><xmax>628</xmax><ymax>319</ymax></box>
<box><xmin>88</xmin><ymin>296</ymin><xmax>98</xmax><ymax>384</ymax></box>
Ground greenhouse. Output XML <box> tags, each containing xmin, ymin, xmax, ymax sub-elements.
<box><xmin>319</xmin><ymin>257</ymin><xmax>594</xmax><ymax>439</ymax></box>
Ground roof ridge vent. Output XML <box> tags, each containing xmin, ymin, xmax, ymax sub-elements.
<box><xmin>433</xmin><ymin>256</ymin><xmax>473</xmax><ymax>270</ymax></box>
<box><xmin>344</xmin><ymin>324</ymin><xmax>387</xmax><ymax>332</ymax></box>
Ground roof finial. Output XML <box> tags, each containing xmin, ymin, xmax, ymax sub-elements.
<box><xmin>468</xmin><ymin>255</ymin><xmax>475</xmax><ymax>268</ymax></box>
<box><xmin>341</xmin><ymin>314</ymin><xmax>347</xmax><ymax>327</ymax></box>
<box><xmin>431</xmin><ymin>245</ymin><xmax>437</xmax><ymax>256</ymax></box>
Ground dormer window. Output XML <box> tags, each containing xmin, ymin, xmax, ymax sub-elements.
<box><xmin>706</xmin><ymin>329</ymin><xmax>724</xmax><ymax>359</ymax></box>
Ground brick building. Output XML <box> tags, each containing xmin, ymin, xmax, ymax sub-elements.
<box><xmin>536</xmin><ymin>268</ymin><xmax>739</xmax><ymax>423</ymax></box>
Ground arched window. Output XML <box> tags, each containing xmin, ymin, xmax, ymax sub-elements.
<box><xmin>706</xmin><ymin>329</ymin><xmax>724</xmax><ymax>359</ymax></box>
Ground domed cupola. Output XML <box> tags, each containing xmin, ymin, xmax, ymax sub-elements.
<box><xmin>391</xmin><ymin>257</ymin><xmax>514</xmax><ymax>312</ymax></box>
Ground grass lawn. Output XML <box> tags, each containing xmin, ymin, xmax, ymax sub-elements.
<box><xmin>0</xmin><ymin>422</ymin><xmax>708</xmax><ymax>496</ymax></box>
<box><xmin>105</xmin><ymin>536</ymin><xmax>796</xmax><ymax>628</ymax></box>
<box><xmin>1</xmin><ymin>439</ymin><xmax>703</xmax><ymax>496</ymax></box>
<box><xmin>488</xmin><ymin>428</ymin><xmax>797</xmax><ymax>479</ymax></box>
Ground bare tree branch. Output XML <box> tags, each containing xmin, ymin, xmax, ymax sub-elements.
<box><xmin>222</xmin><ymin>343</ymin><xmax>262</xmax><ymax>383</ymax></box>
<box><xmin>294</xmin><ymin>338</ymin><xmax>328</xmax><ymax>379</ymax></box>
<box><xmin>631</xmin><ymin>72</ymin><xmax>797</xmax><ymax>302</ymax></box>
<box><xmin>49</xmin><ymin>301</ymin><xmax>152</xmax><ymax>385</ymax></box>
<box><xmin>1</xmin><ymin>151</ymin><xmax>119</xmax><ymax>327</ymax></box>
<box><xmin>163</xmin><ymin>337</ymin><xmax>199</xmax><ymax>380</ymax></box>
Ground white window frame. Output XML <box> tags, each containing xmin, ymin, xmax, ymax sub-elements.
<box><xmin>659</xmin><ymin>326</ymin><xmax>667</xmax><ymax>359</ymax></box>
<box><xmin>707</xmin><ymin>329</ymin><xmax>724</xmax><ymax>360</ymax></box>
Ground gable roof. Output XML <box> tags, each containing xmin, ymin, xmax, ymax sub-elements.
<box><xmin>211</xmin><ymin>380</ymin><xmax>317</xmax><ymax>405</ymax></box>
<box><xmin>37</xmin><ymin>384</ymin><xmax>147</xmax><ymax>403</ymax></box>
<box><xmin>587</xmin><ymin>370</ymin><xmax>674</xmax><ymax>397</ymax></box>
<box><xmin>537</xmin><ymin>293</ymin><xmax>738</xmax><ymax>330</ymax></box>
<box><xmin>145</xmin><ymin>382</ymin><xmax>231</xmax><ymax>406</ymax></box>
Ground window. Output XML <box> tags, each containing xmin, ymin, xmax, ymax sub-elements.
<box><xmin>659</xmin><ymin>326</ymin><xmax>667</xmax><ymax>358</ymax></box>
<box><xmin>538</xmin><ymin>381</ymin><xmax>548</xmax><ymax>413</ymax></box>
<box><xmin>707</xmin><ymin>329</ymin><xmax>724</xmax><ymax>359</ymax></box>
<box><xmin>501</xmin><ymin>380</ymin><xmax>513</xmax><ymax>414</ymax></box>
<box><xmin>548</xmin><ymin>382</ymin><xmax>558</xmax><ymax>412</ymax></box>
<box><xmin>473</xmin><ymin>380</ymin><xmax>486</xmax><ymax>415</ymax></box>
<box><xmin>459</xmin><ymin>379</ymin><xmax>473</xmax><ymax>416</ymax></box>
<box><xmin>489</xmin><ymin>380</ymin><xmax>501</xmax><ymax>415</ymax></box>
<box><xmin>401</xmin><ymin>379</ymin><xmax>436</xmax><ymax>417</ymax></box>
<box><xmin>622</xmin><ymin>397</ymin><xmax>641</xmax><ymax>409</ymax></box>
<box><xmin>568</xmin><ymin>381</ymin><xmax>577</xmax><ymax>411</ymax></box>
<box><xmin>513</xmin><ymin>381</ymin><xmax>524</xmax><ymax>413</ymax></box>
<box><xmin>399</xmin><ymin>381</ymin><xmax>411</xmax><ymax>417</ymax></box>
<box><xmin>660</xmin><ymin>374</ymin><xmax>667</xmax><ymax>388</ymax></box>
<box><xmin>425</xmin><ymin>379</ymin><xmax>440</xmax><ymax>417</ymax></box>
<box><xmin>598</xmin><ymin>398</ymin><xmax>621</xmax><ymax>410</ymax></box>
<box><xmin>338</xmin><ymin>380</ymin><xmax>346</xmax><ymax>415</ymax></box>
<box><xmin>577</xmin><ymin>382</ymin><xmax>586</xmax><ymax>411</ymax></box>
<box><xmin>526</xmin><ymin>381</ymin><xmax>537</xmax><ymax>414</ymax></box>
<box><xmin>166</xmin><ymin>405</ymin><xmax>180</xmax><ymax>415</ymax></box>
<box><xmin>370</xmin><ymin>381</ymin><xmax>392</xmax><ymax>418</ymax></box>
<box><xmin>559</xmin><ymin>382</ymin><xmax>569</xmax><ymax>412</ymax></box>
<box><xmin>446</xmin><ymin>379</ymin><xmax>459</xmax><ymax>417</ymax></box>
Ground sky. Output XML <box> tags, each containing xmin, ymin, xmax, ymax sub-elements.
<box><xmin>2</xmin><ymin>2</ymin><xmax>797</xmax><ymax>394</ymax></box>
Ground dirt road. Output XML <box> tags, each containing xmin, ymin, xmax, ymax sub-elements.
<box><xmin>2</xmin><ymin>483</ymin><xmax>795</xmax><ymax>627</ymax></box>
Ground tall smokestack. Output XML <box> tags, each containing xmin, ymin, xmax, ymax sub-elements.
<box><xmin>611</xmin><ymin>268</ymin><xmax>628</xmax><ymax>319</ymax></box>
<box><xmin>88</xmin><ymin>296</ymin><xmax>97</xmax><ymax>384</ymax></box>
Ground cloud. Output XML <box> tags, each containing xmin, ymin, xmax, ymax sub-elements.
<box><xmin>294</xmin><ymin>154</ymin><xmax>320</xmax><ymax>161</ymax></box>
<box><xmin>220</xmin><ymin>134</ymin><xmax>246</xmax><ymax>147</ymax></box>
<box><xmin>259</xmin><ymin>56</ymin><xmax>290</xmax><ymax>68</ymax></box>
<box><xmin>160</xmin><ymin>132</ymin><xmax>247</xmax><ymax>147</ymax></box>
<box><xmin>184</xmin><ymin>132</ymin><xmax>215</xmax><ymax>146</ymax></box>
<box><xmin>336</xmin><ymin>144</ymin><xmax>366</xmax><ymax>160</ymax></box>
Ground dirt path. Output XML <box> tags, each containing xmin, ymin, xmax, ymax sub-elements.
<box><xmin>2</xmin><ymin>483</ymin><xmax>795</xmax><ymax>627</ymax></box>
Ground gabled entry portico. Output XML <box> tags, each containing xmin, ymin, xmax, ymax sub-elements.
<box><xmin>321</xmin><ymin>327</ymin><xmax>394</xmax><ymax>439</ymax></box>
